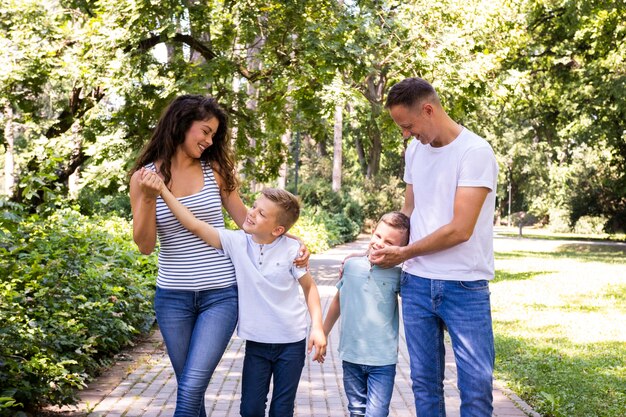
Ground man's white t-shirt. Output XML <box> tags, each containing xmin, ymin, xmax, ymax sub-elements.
<box><xmin>403</xmin><ymin>127</ymin><xmax>498</xmax><ymax>281</ymax></box>
<box><xmin>218</xmin><ymin>230</ymin><xmax>309</xmax><ymax>343</ymax></box>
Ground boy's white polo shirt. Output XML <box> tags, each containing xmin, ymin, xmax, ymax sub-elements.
<box><xmin>217</xmin><ymin>229</ymin><xmax>308</xmax><ymax>344</ymax></box>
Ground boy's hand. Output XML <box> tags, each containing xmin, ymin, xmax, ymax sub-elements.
<box><xmin>139</xmin><ymin>168</ymin><xmax>164</xmax><ymax>198</ymax></box>
<box><xmin>308</xmin><ymin>327</ymin><xmax>327</xmax><ymax>363</ymax></box>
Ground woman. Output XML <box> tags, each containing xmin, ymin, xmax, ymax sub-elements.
<box><xmin>129</xmin><ymin>95</ymin><xmax>307</xmax><ymax>417</ymax></box>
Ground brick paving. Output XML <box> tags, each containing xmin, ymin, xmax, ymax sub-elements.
<box><xmin>56</xmin><ymin>236</ymin><xmax>540</xmax><ymax>417</ymax></box>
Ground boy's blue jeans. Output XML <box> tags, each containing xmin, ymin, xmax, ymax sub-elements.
<box><xmin>154</xmin><ymin>285</ymin><xmax>238</xmax><ymax>417</ymax></box>
<box><xmin>342</xmin><ymin>361</ymin><xmax>396</xmax><ymax>417</ymax></box>
<box><xmin>400</xmin><ymin>272</ymin><xmax>495</xmax><ymax>417</ymax></box>
<box><xmin>240</xmin><ymin>338</ymin><xmax>306</xmax><ymax>417</ymax></box>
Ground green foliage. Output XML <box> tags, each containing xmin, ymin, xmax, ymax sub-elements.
<box><xmin>349</xmin><ymin>176</ymin><xmax>405</xmax><ymax>227</ymax></box>
<box><xmin>573</xmin><ymin>215</ymin><xmax>608</xmax><ymax>235</ymax></box>
<box><xmin>294</xmin><ymin>178</ymin><xmax>362</xmax><ymax>248</ymax></box>
<box><xmin>0</xmin><ymin>206</ymin><xmax>156</xmax><ymax>413</ymax></box>
<box><xmin>487</xmin><ymin>0</ymin><xmax>626</xmax><ymax>231</ymax></box>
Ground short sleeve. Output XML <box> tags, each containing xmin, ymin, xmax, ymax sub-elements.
<box><xmin>292</xmin><ymin>264</ymin><xmax>308</xmax><ymax>280</ymax></box>
<box><xmin>403</xmin><ymin>139</ymin><xmax>418</xmax><ymax>185</ymax></box>
<box><xmin>458</xmin><ymin>146</ymin><xmax>498</xmax><ymax>191</ymax></box>
<box><xmin>283</xmin><ymin>236</ymin><xmax>308</xmax><ymax>280</ymax></box>
<box><xmin>217</xmin><ymin>229</ymin><xmax>244</xmax><ymax>258</ymax></box>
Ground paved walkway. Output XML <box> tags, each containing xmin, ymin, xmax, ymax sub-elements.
<box><xmin>54</xmin><ymin>236</ymin><xmax>539</xmax><ymax>417</ymax></box>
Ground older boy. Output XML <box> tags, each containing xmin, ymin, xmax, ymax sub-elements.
<box><xmin>143</xmin><ymin>170</ymin><xmax>326</xmax><ymax>417</ymax></box>
<box><xmin>323</xmin><ymin>212</ymin><xmax>410</xmax><ymax>417</ymax></box>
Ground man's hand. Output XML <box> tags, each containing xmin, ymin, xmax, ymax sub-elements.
<box><xmin>369</xmin><ymin>245</ymin><xmax>407</xmax><ymax>268</ymax></box>
<box><xmin>308</xmin><ymin>327</ymin><xmax>327</xmax><ymax>363</ymax></box>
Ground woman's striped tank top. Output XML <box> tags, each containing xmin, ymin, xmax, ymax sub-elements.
<box><xmin>146</xmin><ymin>161</ymin><xmax>236</xmax><ymax>290</ymax></box>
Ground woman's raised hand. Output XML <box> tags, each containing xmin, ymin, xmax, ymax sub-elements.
<box><xmin>139</xmin><ymin>168</ymin><xmax>164</xmax><ymax>199</ymax></box>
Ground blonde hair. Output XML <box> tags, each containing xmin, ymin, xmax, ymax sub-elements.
<box><xmin>261</xmin><ymin>188</ymin><xmax>301</xmax><ymax>231</ymax></box>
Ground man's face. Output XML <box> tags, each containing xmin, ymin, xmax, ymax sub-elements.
<box><xmin>368</xmin><ymin>221</ymin><xmax>407</xmax><ymax>254</ymax></box>
<box><xmin>389</xmin><ymin>103</ymin><xmax>434</xmax><ymax>146</ymax></box>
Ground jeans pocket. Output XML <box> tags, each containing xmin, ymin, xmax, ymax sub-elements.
<box><xmin>400</xmin><ymin>271</ymin><xmax>409</xmax><ymax>286</ymax></box>
<box><xmin>459</xmin><ymin>279</ymin><xmax>489</xmax><ymax>291</ymax></box>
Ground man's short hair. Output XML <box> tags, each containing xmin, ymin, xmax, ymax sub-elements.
<box><xmin>261</xmin><ymin>188</ymin><xmax>301</xmax><ymax>231</ymax></box>
<box><xmin>385</xmin><ymin>77</ymin><xmax>440</xmax><ymax>109</ymax></box>
<box><xmin>377</xmin><ymin>211</ymin><xmax>410</xmax><ymax>245</ymax></box>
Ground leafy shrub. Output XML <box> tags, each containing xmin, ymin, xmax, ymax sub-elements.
<box><xmin>573</xmin><ymin>216</ymin><xmax>607</xmax><ymax>235</ymax></box>
<box><xmin>290</xmin><ymin>207</ymin><xmax>361</xmax><ymax>253</ymax></box>
<box><xmin>548</xmin><ymin>208</ymin><xmax>572</xmax><ymax>233</ymax></box>
<box><xmin>297</xmin><ymin>178</ymin><xmax>344</xmax><ymax>211</ymax></box>
<box><xmin>349</xmin><ymin>176</ymin><xmax>405</xmax><ymax>227</ymax></box>
<box><xmin>0</xmin><ymin>206</ymin><xmax>156</xmax><ymax>414</ymax></box>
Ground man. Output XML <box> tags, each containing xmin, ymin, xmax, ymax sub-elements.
<box><xmin>370</xmin><ymin>77</ymin><xmax>498</xmax><ymax>416</ymax></box>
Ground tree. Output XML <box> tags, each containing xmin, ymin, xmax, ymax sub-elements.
<box><xmin>486</xmin><ymin>0</ymin><xmax>626</xmax><ymax>230</ymax></box>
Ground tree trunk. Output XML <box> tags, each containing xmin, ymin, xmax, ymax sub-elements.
<box><xmin>366</xmin><ymin>113</ymin><xmax>382</xmax><ymax>178</ymax></box>
<box><xmin>360</xmin><ymin>71</ymin><xmax>386</xmax><ymax>179</ymax></box>
<box><xmin>245</xmin><ymin>32</ymin><xmax>264</xmax><ymax>192</ymax></box>
<box><xmin>354</xmin><ymin>136</ymin><xmax>367</xmax><ymax>177</ymax></box>
<box><xmin>67</xmin><ymin>122</ymin><xmax>83</xmax><ymax>198</ymax></box>
<box><xmin>3</xmin><ymin>102</ymin><xmax>14</xmax><ymax>196</ymax></box>
<box><xmin>332</xmin><ymin>102</ymin><xmax>343</xmax><ymax>192</ymax></box>
<box><xmin>277</xmin><ymin>130</ymin><xmax>291</xmax><ymax>188</ymax></box>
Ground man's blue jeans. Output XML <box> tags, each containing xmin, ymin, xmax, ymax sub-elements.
<box><xmin>342</xmin><ymin>361</ymin><xmax>396</xmax><ymax>417</ymax></box>
<box><xmin>400</xmin><ymin>272</ymin><xmax>494</xmax><ymax>417</ymax></box>
<box><xmin>240</xmin><ymin>339</ymin><xmax>306</xmax><ymax>417</ymax></box>
<box><xmin>154</xmin><ymin>285</ymin><xmax>238</xmax><ymax>417</ymax></box>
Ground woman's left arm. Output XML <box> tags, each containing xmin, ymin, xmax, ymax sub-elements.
<box><xmin>285</xmin><ymin>232</ymin><xmax>310</xmax><ymax>267</ymax></box>
<box><xmin>214</xmin><ymin>168</ymin><xmax>248</xmax><ymax>228</ymax></box>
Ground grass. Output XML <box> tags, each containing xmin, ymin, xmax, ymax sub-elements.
<box><xmin>496</xmin><ymin>226</ymin><xmax>626</xmax><ymax>243</ymax></box>
<box><xmin>491</xmin><ymin>236</ymin><xmax>626</xmax><ymax>417</ymax></box>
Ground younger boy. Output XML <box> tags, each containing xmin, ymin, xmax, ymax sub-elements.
<box><xmin>323</xmin><ymin>211</ymin><xmax>410</xmax><ymax>417</ymax></box>
<box><xmin>143</xmin><ymin>170</ymin><xmax>326</xmax><ymax>417</ymax></box>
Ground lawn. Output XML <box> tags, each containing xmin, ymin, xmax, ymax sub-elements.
<box><xmin>491</xmin><ymin>236</ymin><xmax>626</xmax><ymax>417</ymax></box>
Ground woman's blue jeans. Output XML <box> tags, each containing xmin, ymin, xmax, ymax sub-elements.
<box><xmin>154</xmin><ymin>285</ymin><xmax>238</xmax><ymax>417</ymax></box>
<box><xmin>240</xmin><ymin>339</ymin><xmax>306</xmax><ymax>417</ymax></box>
<box><xmin>342</xmin><ymin>361</ymin><xmax>396</xmax><ymax>417</ymax></box>
<box><xmin>400</xmin><ymin>272</ymin><xmax>494</xmax><ymax>417</ymax></box>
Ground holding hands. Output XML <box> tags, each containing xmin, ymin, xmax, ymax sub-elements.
<box><xmin>139</xmin><ymin>168</ymin><xmax>165</xmax><ymax>197</ymax></box>
<box><xmin>308</xmin><ymin>326</ymin><xmax>327</xmax><ymax>364</ymax></box>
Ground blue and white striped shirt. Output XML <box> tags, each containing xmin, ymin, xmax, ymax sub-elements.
<box><xmin>147</xmin><ymin>162</ymin><xmax>236</xmax><ymax>290</ymax></box>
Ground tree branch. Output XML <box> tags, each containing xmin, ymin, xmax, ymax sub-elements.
<box><xmin>127</xmin><ymin>32</ymin><xmax>296</xmax><ymax>82</ymax></box>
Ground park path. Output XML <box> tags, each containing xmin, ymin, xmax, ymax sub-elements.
<box><xmin>52</xmin><ymin>235</ymin><xmax>540</xmax><ymax>417</ymax></box>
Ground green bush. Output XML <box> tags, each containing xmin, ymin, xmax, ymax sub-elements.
<box><xmin>349</xmin><ymin>176</ymin><xmax>405</xmax><ymax>227</ymax></box>
<box><xmin>573</xmin><ymin>215</ymin><xmax>608</xmax><ymax>235</ymax></box>
<box><xmin>548</xmin><ymin>208</ymin><xmax>572</xmax><ymax>233</ymax></box>
<box><xmin>289</xmin><ymin>208</ymin><xmax>360</xmax><ymax>253</ymax></box>
<box><xmin>0</xmin><ymin>205</ymin><xmax>156</xmax><ymax>414</ymax></box>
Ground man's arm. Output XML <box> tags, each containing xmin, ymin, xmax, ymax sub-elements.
<box><xmin>370</xmin><ymin>186</ymin><xmax>490</xmax><ymax>268</ymax></box>
<box><xmin>322</xmin><ymin>291</ymin><xmax>340</xmax><ymax>336</ymax></box>
<box><xmin>402</xmin><ymin>183</ymin><xmax>415</xmax><ymax>217</ymax></box>
<box><xmin>299</xmin><ymin>272</ymin><xmax>327</xmax><ymax>362</ymax></box>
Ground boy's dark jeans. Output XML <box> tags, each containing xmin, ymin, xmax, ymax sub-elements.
<box><xmin>240</xmin><ymin>338</ymin><xmax>306</xmax><ymax>417</ymax></box>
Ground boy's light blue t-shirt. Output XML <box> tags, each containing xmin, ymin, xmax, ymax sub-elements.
<box><xmin>338</xmin><ymin>256</ymin><xmax>401</xmax><ymax>366</ymax></box>
<box><xmin>218</xmin><ymin>230</ymin><xmax>308</xmax><ymax>344</ymax></box>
